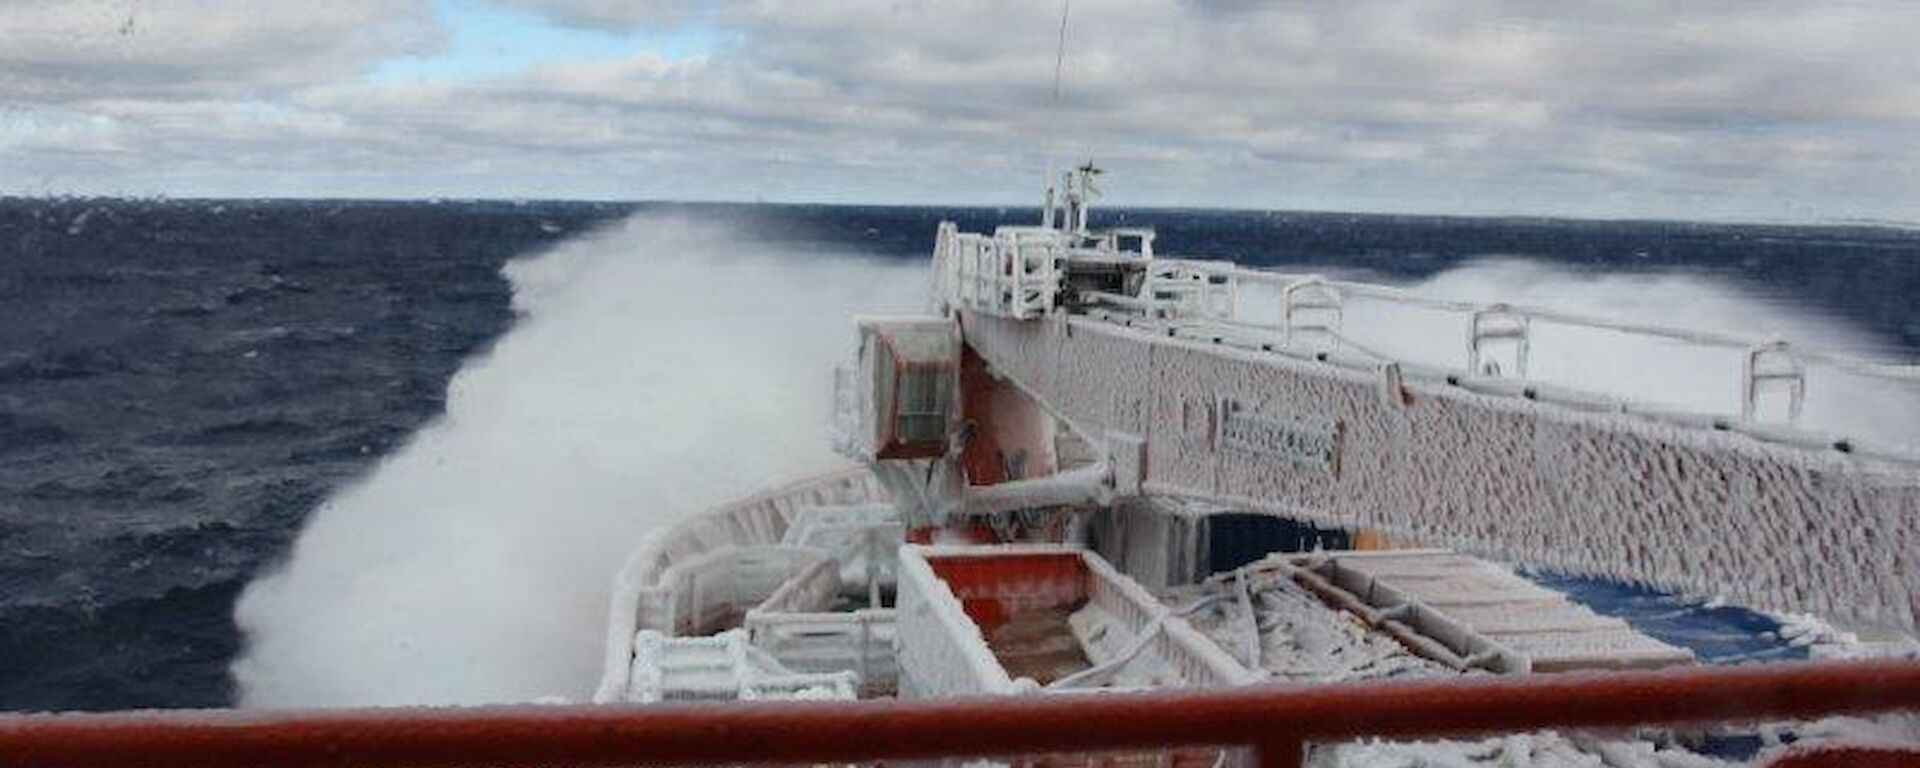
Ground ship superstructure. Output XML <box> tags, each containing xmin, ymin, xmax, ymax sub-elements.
<box><xmin>574</xmin><ymin>167</ymin><xmax>1920</xmax><ymax>765</ymax></box>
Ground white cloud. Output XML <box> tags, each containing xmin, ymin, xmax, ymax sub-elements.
<box><xmin>0</xmin><ymin>0</ymin><xmax>438</xmax><ymax>102</ymax></box>
<box><xmin>487</xmin><ymin>0</ymin><xmax>694</xmax><ymax>30</ymax></box>
<box><xmin>4</xmin><ymin>0</ymin><xmax>1918</xmax><ymax>220</ymax></box>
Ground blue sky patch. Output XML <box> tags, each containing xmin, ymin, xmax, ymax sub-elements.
<box><xmin>371</xmin><ymin>0</ymin><xmax>727</xmax><ymax>82</ymax></box>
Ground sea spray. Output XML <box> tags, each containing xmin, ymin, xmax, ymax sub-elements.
<box><xmin>232</xmin><ymin>215</ymin><xmax>923</xmax><ymax>706</ymax></box>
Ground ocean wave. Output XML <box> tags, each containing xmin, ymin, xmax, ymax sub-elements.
<box><xmin>0</xmin><ymin>348</ymin><xmax>127</xmax><ymax>384</ymax></box>
<box><xmin>0</xmin><ymin>411</ymin><xmax>72</xmax><ymax>452</ymax></box>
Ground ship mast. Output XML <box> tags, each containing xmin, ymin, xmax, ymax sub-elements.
<box><xmin>1041</xmin><ymin>0</ymin><xmax>1072</xmax><ymax>231</ymax></box>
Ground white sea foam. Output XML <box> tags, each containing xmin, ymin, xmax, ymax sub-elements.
<box><xmin>232</xmin><ymin>214</ymin><xmax>924</xmax><ymax>707</ymax></box>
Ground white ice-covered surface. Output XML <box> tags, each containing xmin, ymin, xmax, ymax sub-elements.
<box><xmin>1770</xmin><ymin>609</ymin><xmax>1920</xmax><ymax>661</ymax></box>
<box><xmin>594</xmin><ymin>469</ymin><xmax>885</xmax><ymax>703</ymax></box>
<box><xmin>1181</xmin><ymin>577</ymin><xmax>1448</xmax><ymax>682</ymax></box>
<box><xmin>745</xmin><ymin>606</ymin><xmax>898</xmax><ymax>696</ymax></box>
<box><xmin>893</xmin><ymin>545</ymin><xmax>1027</xmax><ymax>698</ymax></box>
<box><xmin>961</xmin><ymin>310</ymin><xmax>1920</xmax><ymax>633</ymax></box>
<box><xmin>626</xmin><ymin>629</ymin><xmax>857</xmax><ymax>703</ymax></box>
<box><xmin>779</xmin><ymin>503</ymin><xmax>904</xmax><ymax>595</ymax></box>
<box><xmin>1311</xmin><ymin>732</ymin><xmax>1738</xmax><ymax>768</ymax></box>
<box><xmin>1789</xmin><ymin>713</ymin><xmax>1920</xmax><ymax>753</ymax></box>
<box><xmin>1175</xmin><ymin>563</ymin><xmax>1915</xmax><ymax>767</ymax></box>
<box><xmin>1314</xmin><ymin>551</ymin><xmax>1693</xmax><ymax>671</ymax></box>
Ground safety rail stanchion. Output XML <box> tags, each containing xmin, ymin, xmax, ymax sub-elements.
<box><xmin>3</xmin><ymin>660</ymin><xmax>1917</xmax><ymax>768</ymax></box>
<box><xmin>1744</xmin><ymin>340</ymin><xmax>1806</xmax><ymax>424</ymax></box>
<box><xmin>1468</xmin><ymin>304</ymin><xmax>1530</xmax><ymax>378</ymax></box>
<box><xmin>1281</xmin><ymin>276</ymin><xmax>1342</xmax><ymax>349</ymax></box>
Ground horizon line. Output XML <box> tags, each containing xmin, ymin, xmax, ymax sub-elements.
<box><xmin>2</xmin><ymin>193</ymin><xmax>1916</xmax><ymax>233</ymax></box>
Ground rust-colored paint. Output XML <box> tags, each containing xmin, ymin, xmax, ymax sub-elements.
<box><xmin>1350</xmin><ymin>529</ymin><xmax>1399</xmax><ymax>550</ymax></box>
<box><xmin>2</xmin><ymin>661</ymin><xmax>1916</xmax><ymax>768</ymax></box>
<box><xmin>956</xmin><ymin>341</ymin><xmax>1058</xmax><ymax>486</ymax></box>
<box><xmin>925</xmin><ymin>550</ymin><xmax>1089</xmax><ymax>635</ymax></box>
<box><xmin>959</xmin><ymin>343</ymin><xmax>1011</xmax><ymax>485</ymax></box>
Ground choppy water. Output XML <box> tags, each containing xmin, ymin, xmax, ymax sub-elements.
<box><xmin>2</xmin><ymin>198</ymin><xmax>1915</xmax><ymax>711</ymax></box>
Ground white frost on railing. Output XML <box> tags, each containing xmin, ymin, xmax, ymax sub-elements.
<box><xmin>632</xmin><ymin>545</ymin><xmax>832</xmax><ymax>639</ymax></box>
<box><xmin>936</xmin><ymin>225</ymin><xmax>1064</xmax><ymax>320</ymax></box>
<box><xmin>627</xmin><ymin>629</ymin><xmax>857</xmax><ymax>703</ymax></box>
<box><xmin>744</xmin><ymin>607</ymin><xmax>898</xmax><ymax>697</ymax></box>
<box><xmin>932</xmin><ymin>221</ymin><xmax>1920</xmax><ymax>460</ymax></box>
<box><xmin>779</xmin><ymin>503</ymin><xmax>903</xmax><ymax>601</ymax></box>
<box><xmin>737</xmin><ymin>504</ymin><xmax>907</xmax><ymax>696</ymax></box>
<box><xmin>593</xmin><ymin>469</ymin><xmax>887</xmax><ymax>703</ymax></box>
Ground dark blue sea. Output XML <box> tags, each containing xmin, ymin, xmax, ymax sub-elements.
<box><xmin>2</xmin><ymin>198</ymin><xmax>1917</xmax><ymax>712</ymax></box>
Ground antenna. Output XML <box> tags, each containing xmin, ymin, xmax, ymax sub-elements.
<box><xmin>1051</xmin><ymin>0</ymin><xmax>1072</xmax><ymax>105</ymax></box>
<box><xmin>1041</xmin><ymin>0</ymin><xmax>1072</xmax><ymax>229</ymax></box>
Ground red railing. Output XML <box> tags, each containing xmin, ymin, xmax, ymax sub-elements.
<box><xmin>3</xmin><ymin>660</ymin><xmax>1917</xmax><ymax>768</ymax></box>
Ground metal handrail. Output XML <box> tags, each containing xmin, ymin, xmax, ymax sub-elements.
<box><xmin>1028</xmin><ymin>246</ymin><xmax>1920</xmax><ymax>387</ymax></box>
<box><xmin>1140</xmin><ymin>257</ymin><xmax>1920</xmax><ymax>383</ymax></box>
<box><xmin>3</xmin><ymin>660</ymin><xmax>1916</xmax><ymax>768</ymax></box>
<box><xmin>941</xmin><ymin>233</ymin><xmax>1920</xmax><ymax>458</ymax></box>
<box><xmin>1061</xmin><ymin>253</ymin><xmax>1920</xmax><ymax>456</ymax></box>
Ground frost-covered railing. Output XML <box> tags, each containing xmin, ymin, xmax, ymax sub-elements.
<box><xmin>936</xmin><ymin>224</ymin><xmax>1064</xmax><ymax>320</ymax></box>
<box><xmin>745</xmin><ymin>606</ymin><xmax>898</xmax><ymax>698</ymax></box>
<box><xmin>627</xmin><ymin>629</ymin><xmax>858</xmax><ymax>704</ymax></box>
<box><xmin>1108</xmin><ymin>259</ymin><xmax>1920</xmax><ymax>451</ymax></box>
<box><xmin>695</xmin><ymin>557</ymin><xmax>899</xmax><ymax>698</ymax></box>
<box><xmin>621</xmin><ymin>471</ymin><xmax>885</xmax><ymax>586</ymax></box>
<box><xmin>936</xmin><ymin>220</ymin><xmax>1920</xmax><ymax>460</ymax></box>
<box><xmin>779</xmin><ymin>504</ymin><xmax>902</xmax><ymax>602</ymax></box>
<box><xmin>1127</xmin><ymin>258</ymin><xmax>1920</xmax><ymax>383</ymax></box>
<box><xmin>595</xmin><ymin>470</ymin><xmax>888</xmax><ymax>703</ymax></box>
<box><xmin>634</xmin><ymin>545</ymin><xmax>831</xmax><ymax>637</ymax></box>
<box><xmin>712</xmin><ymin>505</ymin><xmax>906</xmax><ymax>697</ymax></box>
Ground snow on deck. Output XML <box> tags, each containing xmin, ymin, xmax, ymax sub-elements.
<box><xmin>1289</xmin><ymin>550</ymin><xmax>1695</xmax><ymax>673</ymax></box>
<box><xmin>1174</xmin><ymin>552</ymin><xmax>1913</xmax><ymax>767</ymax></box>
<box><xmin>1181</xmin><ymin>576</ymin><xmax>1448</xmax><ymax>682</ymax></box>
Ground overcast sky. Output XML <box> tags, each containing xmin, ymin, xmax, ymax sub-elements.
<box><xmin>2</xmin><ymin>0</ymin><xmax>1916</xmax><ymax>221</ymax></box>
